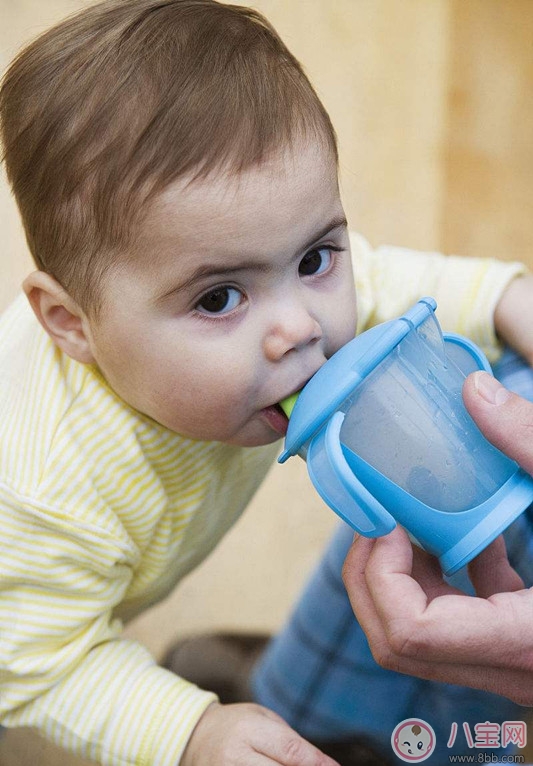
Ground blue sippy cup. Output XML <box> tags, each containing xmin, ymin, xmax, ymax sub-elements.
<box><xmin>279</xmin><ymin>297</ymin><xmax>533</xmax><ymax>575</ymax></box>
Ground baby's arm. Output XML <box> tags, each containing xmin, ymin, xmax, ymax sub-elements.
<box><xmin>494</xmin><ymin>272</ymin><xmax>533</xmax><ymax>365</ymax></box>
<box><xmin>351</xmin><ymin>232</ymin><xmax>530</xmax><ymax>362</ymax></box>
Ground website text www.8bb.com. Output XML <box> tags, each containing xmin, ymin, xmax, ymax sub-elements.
<box><xmin>448</xmin><ymin>755</ymin><xmax>524</xmax><ymax>763</ymax></box>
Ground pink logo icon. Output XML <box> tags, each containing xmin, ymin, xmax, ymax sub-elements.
<box><xmin>391</xmin><ymin>718</ymin><xmax>436</xmax><ymax>762</ymax></box>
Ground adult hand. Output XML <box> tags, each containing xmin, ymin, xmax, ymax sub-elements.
<box><xmin>342</xmin><ymin>371</ymin><xmax>533</xmax><ymax>705</ymax></box>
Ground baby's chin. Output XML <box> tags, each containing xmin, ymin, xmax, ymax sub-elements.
<box><xmin>218</xmin><ymin>415</ymin><xmax>287</xmax><ymax>448</ymax></box>
<box><xmin>158</xmin><ymin>408</ymin><xmax>288</xmax><ymax>447</ymax></box>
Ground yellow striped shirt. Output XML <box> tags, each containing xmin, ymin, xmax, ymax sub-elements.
<box><xmin>0</xmin><ymin>233</ymin><xmax>526</xmax><ymax>765</ymax></box>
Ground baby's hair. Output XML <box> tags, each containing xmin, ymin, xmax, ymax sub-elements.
<box><xmin>0</xmin><ymin>0</ymin><xmax>337</xmax><ymax>316</ymax></box>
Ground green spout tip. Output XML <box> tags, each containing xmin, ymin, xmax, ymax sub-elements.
<box><xmin>280</xmin><ymin>392</ymin><xmax>299</xmax><ymax>419</ymax></box>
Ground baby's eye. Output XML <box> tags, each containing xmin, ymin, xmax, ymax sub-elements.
<box><xmin>196</xmin><ymin>286</ymin><xmax>243</xmax><ymax>315</ymax></box>
<box><xmin>298</xmin><ymin>247</ymin><xmax>332</xmax><ymax>277</ymax></box>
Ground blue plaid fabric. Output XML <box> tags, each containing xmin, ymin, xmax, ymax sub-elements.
<box><xmin>252</xmin><ymin>350</ymin><xmax>533</xmax><ymax>764</ymax></box>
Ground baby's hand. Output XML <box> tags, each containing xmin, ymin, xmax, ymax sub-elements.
<box><xmin>494</xmin><ymin>273</ymin><xmax>533</xmax><ymax>366</ymax></box>
<box><xmin>181</xmin><ymin>702</ymin><xmax>340</xmax><ymax>766</ymax></box>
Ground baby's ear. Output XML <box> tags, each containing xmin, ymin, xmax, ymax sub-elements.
<box><xmin>23</xmin><ymin>271</ymin><xmax>95</xmax><ymax>364</ymax></box>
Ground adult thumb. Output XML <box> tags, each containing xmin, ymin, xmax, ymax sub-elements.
<box><xmin>463</xmin><ymin>371</ymin><xmax>533</xmax><ymax>475</ymax></box>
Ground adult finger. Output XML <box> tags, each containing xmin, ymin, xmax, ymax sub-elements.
<box><xmin>343</xmin><ymin>528</ymin><xmax>437</xmax><ymax>669</ymax></box>
<box><xmin>410</xmin><ymin>542</ymin><xmax>465</xmax><ymax>602</ymax></box>
<box><xmin>467</xmin><ymin>534</ymin><xmax>524</xmax><ymax>598</ymax></box>
<box><xmin>359</xmin><ymin>528</ymin><xmax>532</xmax><ymax>667</ymax></box>
<box><xmin>342</xmin><ymin>533</ymin><xmax>387</xmax><ymax>640</ymax></box>
<box><xmin>463</xmin><ymin>372</ymin><xmax>533</xmax><ymax>474</ymax></box>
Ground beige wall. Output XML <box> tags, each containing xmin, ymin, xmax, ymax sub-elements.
<box><xmin>443</xmin><ymin>0</ymin><xmax>533</xmax><ymax>262</ymax></box>
<box><xmin>1</xmin><ymin>0</ymin><xmax>532</xmax><ymax>665</ymax></box>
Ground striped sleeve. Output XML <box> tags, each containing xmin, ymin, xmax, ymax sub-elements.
<box><xmin>351</xmin><ymin>232</ymin><xmax>529</xmax><ymax>361</ymax></box>
<box><xmin>0</xmin><ymin>483</ymin><xmax>216</xmax><ymax>766</ymax></box>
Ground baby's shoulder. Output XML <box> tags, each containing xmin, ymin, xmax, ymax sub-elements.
<box><xmin>0</xmin><ymin>295</ymin><xmax>96</xmax><ymax>491</ymax></box>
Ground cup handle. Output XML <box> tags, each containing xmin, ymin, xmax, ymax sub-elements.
<box><xmin>443</xmin><ymin>333</ymin><xmax>492</xmax><ymax>375</ymax></box>
<box><xmin>307</xmin><ymin>412</ymin><xmax>396</xmax><ymax>537</ymax></box>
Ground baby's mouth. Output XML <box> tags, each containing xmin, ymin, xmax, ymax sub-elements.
<box><xmin>261</xmin><ymin>376</ymin><xmax>310</xmax><ymax>436</ymax></box>
<box><xmin>260</xmin><ymin>403</ymin><xmax>289</xmax><ymax>436</ymax></box>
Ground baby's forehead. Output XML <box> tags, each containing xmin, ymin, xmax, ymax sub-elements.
<box><xmin>141</xmin><ymin>149</ymin><xmax>336</xmax><ymax>243</ymax></box>
<box><xmin>149</xmin><ymin>141</ymin><xmax>338</xmax><ymax>219</ymax></box>
<box><xmin>122</xmin><ymin>142</ymin><xmax>343</xmax><ymax>282</ymax></box>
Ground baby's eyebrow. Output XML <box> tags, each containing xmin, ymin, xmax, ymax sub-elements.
<box><xmin>300</xmin><ymin>215</ymin><xmax>348</xmax><ymax>253</ymax></box>
<box><xmin>156</xmin><ymin>214</ymin><xmax>348</xmax><ymax>301</ymax></box>
<box><xmin>156</xmin><ymin>260</ymin><xmax>272</xmax><ymax>301</ymax></box>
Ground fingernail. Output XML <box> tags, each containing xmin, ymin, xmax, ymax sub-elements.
<box><xmin>473</xmin><ymin>371</ymin><xmax>511</xmax><ymax>405</ymax></box>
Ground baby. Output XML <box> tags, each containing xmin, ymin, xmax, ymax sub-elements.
<box><xmin>1</xmin><ymin>1</ymin><xmax>532</xmax><ymax>765</ymax></box>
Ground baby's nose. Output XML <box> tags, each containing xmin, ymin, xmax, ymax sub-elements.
<box><xmin>263</xmin><ymin>306</ymin><xmax>322</xmax><ymax>361</ymax></box>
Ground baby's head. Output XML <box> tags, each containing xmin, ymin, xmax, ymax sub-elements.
<box><xmin>1</xmin><ymin>0</ymin><xmax>357</xmax><ymax>445</ymax></box>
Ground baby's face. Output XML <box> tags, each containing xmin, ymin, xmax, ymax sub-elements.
<box><xmin>85</xmin><ymin>140</ymin><xmax>357</xmax><ymax>445</ymax></box>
